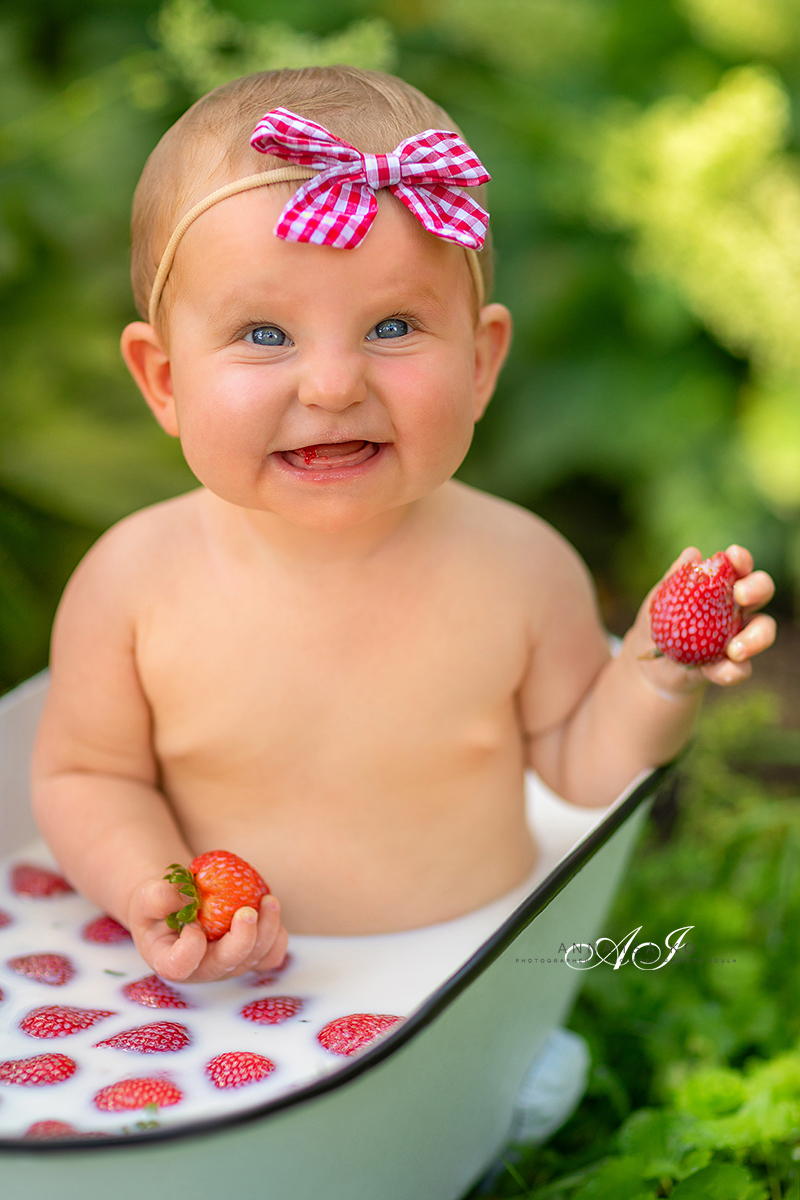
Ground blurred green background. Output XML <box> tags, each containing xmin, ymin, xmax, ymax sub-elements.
<box><xmin>1</xmin><ymin>0</ymin><xmax>798</xmax><ymax>691</ymax></box>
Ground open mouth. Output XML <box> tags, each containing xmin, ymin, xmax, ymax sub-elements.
<box><xmin>280</xmin><ymin>441</ymin><xmax>381</xmax><ymax>470</ymax></box>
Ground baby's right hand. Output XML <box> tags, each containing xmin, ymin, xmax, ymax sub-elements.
<box><xmin>127</xmin><ymin>879</ymin><xmax>288</xmax><ymax>983</ymax></box>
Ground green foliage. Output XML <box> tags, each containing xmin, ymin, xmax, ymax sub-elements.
<box><xmin>474</xmin><ymin>692</ymin><xmax>800</xmax><ymax>1198</ymax></box>
<box><xmin>156</xmin><ymin>0</ymin><xmax>395</xmax><ymax>94</ymax></box>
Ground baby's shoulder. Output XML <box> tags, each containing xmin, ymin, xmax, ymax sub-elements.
<box><xmin>444</xmin><ymin>482</ymin><xmax>587</xmax><ymax>577</ymax></box>
<box><xmin>63</xmin><ymin>490</ymin><xmax>205</xmax><ymax>605</ymax></box>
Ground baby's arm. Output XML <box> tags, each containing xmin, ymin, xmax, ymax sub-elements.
<box><xmin>31</xmin><ymin>526</ymin><xmax>287</xmax><ymax>982</ymax></box>
<box><xmin>521</xmin><ymin>539</ymin><xmax>775</xmax><ymax>807</ymax></box>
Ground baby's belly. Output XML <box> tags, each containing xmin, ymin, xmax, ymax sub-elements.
<box><xmin>159</xmin><ymin>751</ymin><xmax>537</xmax><ymax>935</ymax></box>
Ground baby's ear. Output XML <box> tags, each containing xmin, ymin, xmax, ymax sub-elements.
<box><xmin>473</xmin><ymin>303</ymin><xmax>512</xmax><ymax>420</ymax></box>
<box><xmin>120</xmin><ymin>322</ymin><xmax>179</xmax><ymax>438</ymax></box>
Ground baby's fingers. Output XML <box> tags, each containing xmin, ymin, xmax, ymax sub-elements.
<box><xmin>201</xmin><ymin>906</ymin><xmax>261</xmax><ymax>977</ymax></box>
<box><xmin>148</xmin><ymin>923</ymin><xmax>207</xmax><ymax>981</ymax></box>
<box><xmin>733</xmin><ymin>570</ymin><xmax>775</xmax><ymax>612</ymax></box>
<box><xmin>723</xmin><ymin>543</ymin><xmax>753</xmax><ymax>577</ymax></box>
<box><xmin>135</xmin><ymin>879</ymin><xmax>186</xmax><ymax>923</ymax></box>
<box><xmin>188</xmin><ymin>898</ymin><xmax>279</xmax><ymax>981</ymax></box>
<box><xmin>250</xmin><ymin>897</ymin><xmax>288</xmax><ymax>973</ymax></box>
<box><xmin>701</xmin><ymin>657</ymin><xmax>752</xmax><ymax>687</ymax></box>
<box><xmin>701</xmin><ymin>613</ymin><xmax>777</xmax><ymax>686</ymax></box>
<box><xmin>205</xmin><ymin>896</ymin><xmax>286</xmax><ymax>978</ymax></box>
<box><xmin>727</xmin><ymin>613</ymin><xmax>777</xmax><ymax>664</ymax></box>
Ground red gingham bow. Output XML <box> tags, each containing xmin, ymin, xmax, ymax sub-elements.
<box><xmin>250</xmin><ymin>107</ymin><xmax>490</xmax><ymax>250</ymax></box>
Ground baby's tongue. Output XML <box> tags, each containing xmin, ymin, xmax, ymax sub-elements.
<box><xmin>305</xmin><ymin>441</ymin><xmax>365</xmax><ymax>458</ymax></box>
<box><xmin>284</xmin><ymin>440</ymin><xmax>372</xmax><ymax>468</ymax></box>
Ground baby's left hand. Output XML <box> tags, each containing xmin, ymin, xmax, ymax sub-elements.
<box><xmin>129</xmin><ymin>881</ymin><xmax>288</xmax><ymax>983</ymax></box>
<box><xmin>635</xmin><ymin>544</ymin><xmax>776</xmax><ymax>688</ymax></box>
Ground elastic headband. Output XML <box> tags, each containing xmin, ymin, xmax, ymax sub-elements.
<box><xmin>149</xmin><ymin>166</ymin><xmax>315</xmax><ymax>326</ymax></box>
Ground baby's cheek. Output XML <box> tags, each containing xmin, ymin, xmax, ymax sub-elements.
<box><xmin>175</xmin><ymin>398</ymin><xmax>270</xmax><ymax>494</ymax></box>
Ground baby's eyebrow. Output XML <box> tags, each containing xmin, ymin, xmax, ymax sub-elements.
<box><xmin>205</xmin><ymin>280</ymin><xmax>453</xmax><ymax>333</ymax></box>
<box><xmin>354</xmin><ymin>279</ymin><xmax>454</xmax><ymax>326</ymax></box>
<box><xmin>203</xmin><ymin>289</ymin><xmax>284</xmax><ymax>332</ymax></box>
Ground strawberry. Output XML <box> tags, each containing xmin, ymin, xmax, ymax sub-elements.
<box><xmin>8</xmin><ymin>953</ymin><xmax>75</xmax><ymax>986</ymax></box>
<box><xmin>94</xmin><ymin>1076</ymin><xmax>183</xmax><ymax>1111</ymax></box>
<box><xmin>23</xmin><ymin>1121</ymin><xmax>108</xmax><ymax>1139</ymax></box>
<box><xmin>23</xmin><ymin>1120</ymin><xmax>79</xmax><ymax>1138</ymax></box>
<box><xmin>206</xmin><ymin>1051</ymin><xmax>276</xmax><ymax>1088</ymax></box>
<box><xmin>0</xmin><ymin>909</ymin><xmax>12</xmax><ymax>928</ymax></box>
<box><xmin>164</xmin><ymin>850</ymin><xmax>269</xmax><ymax>941</ymax></box>
<box><xmin>21</xmin><ymin>1005</ymin><xmax>116</xmax><ymax>1038</ymax></box>
<box><xmin>0</xmin><ymin>1052</ymin><xmax>77</xmax><ymax>1085</ymax></box>
<box><xmin>249</xmin><ymin>952</ymin><xmax>292</xmax><ymax>987</ymax></box>
<box><xmin>649</xmin><ymin>552</ymin><xmax>743</xmax><ymax>666</ymax></box>
<box><xmin>94</xmin><ymin>1021</ymin><xmax>191</xmax><ymax>1053</ymax></box>
<box><xmin>122</xmin><ymin>975</ymin><xmax>191</xmax><ymax>1009</ymax></box>
<box><xmin>82</xmin><ymin>914</ymin><xmax>132</xmax><ymax>944</ymax></box>
<box><xmin>240</xmin><ymin>995</ymin><xmax>303</xmax><ymax>1024</ymax></box>
<box><xmin>10</xmin><ymin>863</ymin><xmax>73</xmax><ymax>897</ymax></box>
<box><xmin>317</xmin><ymin>1013</ymin><xmax>403</xmax><ymax>1056</ymax></box>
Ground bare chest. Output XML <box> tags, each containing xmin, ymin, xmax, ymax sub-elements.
<box><xmin>135</xmin><ymin>562</ymin><xmax>529</xmax><ymax>789</ymax></box>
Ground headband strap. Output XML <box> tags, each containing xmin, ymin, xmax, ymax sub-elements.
<box><xmin>148</xmin><ymin>166</ymin><xmax>316</xmax><ymax>326</ymax></box>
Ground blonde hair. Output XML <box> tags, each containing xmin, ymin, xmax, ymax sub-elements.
<box><xmin>131</xmin><ymin>65</ymin><xmax>494</xmax><ymax>322</ymax></box>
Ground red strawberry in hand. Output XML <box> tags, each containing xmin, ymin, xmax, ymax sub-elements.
<box><xmin>164</xmin><ymin>850</ymin><xmax>270</xmax><ymax>941</ymax></box>
<box><xmin>649</xmin><ymin>552</ymin><xmax>743</xmax><ymax>666</ymax></box>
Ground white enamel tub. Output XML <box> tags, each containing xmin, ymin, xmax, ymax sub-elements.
<box><xmin>0</xmin><ymin>673</ymin><xmax>662</xmax><ymax>1199</ymax></box>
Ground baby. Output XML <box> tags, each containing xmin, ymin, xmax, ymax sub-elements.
<box><xmin>31</xmin><ymin>66</ymin><xmax>775</xmax><ymax>986</ymax></box>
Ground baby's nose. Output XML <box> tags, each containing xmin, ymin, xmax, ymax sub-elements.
<box><xmin>297</xmin><ymin>352</ymin><xmax>368</xmax><ymax>411</ymax></box>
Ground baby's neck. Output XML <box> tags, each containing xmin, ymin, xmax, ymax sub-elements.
<box><xmin>199</xmin><ymin>488</ymin><xmax>426</xmax><ymax>569</ymax></box>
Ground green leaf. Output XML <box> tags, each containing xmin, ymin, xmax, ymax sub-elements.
<box><xmin>617</xmin><ymin>1109</ymin><xmax>704</xmax><ymax>1178</ymax></box>
<box><xmin>669</xmin><ymin>1162</ymin><xmax>767</xmax><ymax>1199</ymax></box>
<box><xmin>570</xmin><ymin>1156</ymin><xmax>658</xmax><ymax>1199</ymax></box>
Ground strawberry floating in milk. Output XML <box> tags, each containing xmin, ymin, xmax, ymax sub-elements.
<box><xmin>11</xmin><ymin>864</ymin><xmax>72</xmax><ymax>898</ymax></box>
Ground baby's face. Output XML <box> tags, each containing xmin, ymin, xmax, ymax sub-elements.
<box><xmin>151</xmin><ymin>185</ymin><xmax>510</xmax><ymax>532</ymax></box>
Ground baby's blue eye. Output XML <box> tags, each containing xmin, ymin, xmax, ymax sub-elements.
<box><xmin>368</xmin><ymin>318</ymin><xmax>411</xmax><ymax>341</ymax></box>
<box><xmin>246</xmin><ymin>326</ymin><xmax>287</xmax><ymax>346</ymax></box>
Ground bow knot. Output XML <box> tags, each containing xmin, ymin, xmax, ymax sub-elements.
<box><xmin>363</xmin><ymin>152</ymin><xmax>403</xmax><ymax>190</ymax></box>
<box><xmin>250</xmin><ymin>107</ymin><xmax>490</xmax><ymax>251</ymax></box>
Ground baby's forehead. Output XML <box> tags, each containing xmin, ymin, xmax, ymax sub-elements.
<box><xmin>174</xmin><ymin>184</ymin><xmax>474</xmax><ymax>303</ymax></box>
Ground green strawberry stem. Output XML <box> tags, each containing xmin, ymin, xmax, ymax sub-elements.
<box><xmin>163</xmin><ymin>863</ymin><xmax>200</xmax><ymax>932</ymax></box>
<box><xmin>638</xmin><ymin>647</ymin><xmax>665</xmax><ymax>660</ymax></box>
